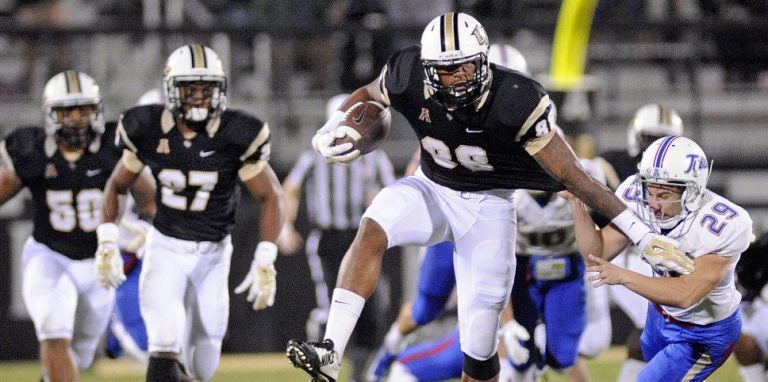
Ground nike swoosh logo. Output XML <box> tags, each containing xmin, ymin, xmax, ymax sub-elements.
<box><xmin>465</xmin><ymin>128</ymin><xmax>483</xmax><ymax>133</ymax></box>
<box><xmin>199</xmin><ymin>150</ymin><xmax>216</xmax><ymax>157</ymax></box>
<box><xmin>352</xmin><ymin>107</ymin><xmax>367</xmax><ymax>124</ymax></box>
<box><xmin>86</xmin><ymin>169</ymin><xmax>102</xmax><ymax>177</ymax></box>
<box><xmin>333</xmin><ymin>300</ymin><xmax>351</xmax><ymax>305</ymax></box>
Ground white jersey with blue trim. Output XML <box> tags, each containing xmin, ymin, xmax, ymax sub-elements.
<box><xmin>616</xmin><ymin>175</ymin><xmax>753</xmax><ymax>324</ymax></box>
<box><xmin>515</xmin><ymin>190</ymin><xmax>577</xmax><ymax>257</ymax></box>
<box><xmin>516</xmin><ymin>158</ymin><xmax>604</xmax><ymax>257</ymax></box>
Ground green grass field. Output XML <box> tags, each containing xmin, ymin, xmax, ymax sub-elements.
<box><xmin>0</xmin><ymin>347</ymin><xmax>743</xmax><ymax>381</ymax></box>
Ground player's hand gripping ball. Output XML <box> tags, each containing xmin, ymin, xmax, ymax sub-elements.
<box><xmin>332</xmin><ymin>101</ymin><xmax>391</xmax><ymax>156</ymax></box>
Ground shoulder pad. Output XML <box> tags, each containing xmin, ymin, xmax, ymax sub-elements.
<box><xmin>384</xmin><ymin>46</ymin><xmax>421</xmax><ymax>96</ymax></box>
<box><xmin>494</xmin><ymin>72</ymin><xmax>548</xmax><ymax>127</ymax></box>
<box><xmin>219</xmin><ymin>109</ymin><xmax>267</xmax><ymax>142</ymax></box>
<box><xmin>3</xmin><ymin>126</ymin><xmax>46</xmax><ymax>161</ymax></box>
<box><xmin>98</xmin><ymin>120</ymin><xmax>122</xmax><ymax>158</ymax></box>
<box><xmin>118</xmin><ymin>105</ymin><xmax>165</xmax><ymax>148</ymax></box>
<box><xmin>2</xmin><ymin>126</ymin><xmax>46</xmax><ymax>180</ymax></box>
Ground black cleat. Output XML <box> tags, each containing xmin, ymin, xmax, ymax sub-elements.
<box><xmin>286</xmin><ymin>339</ymin><xmax>340</xmax><ymax>382</ymax></box>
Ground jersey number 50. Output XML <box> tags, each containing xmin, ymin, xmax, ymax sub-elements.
<box><xmin>47</xmin><ymin>189</ymin><xmax>102</xmax><ymax>232</ymax></box>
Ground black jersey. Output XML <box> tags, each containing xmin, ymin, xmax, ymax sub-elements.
<box><xmin>383</xmin><ymin>46</ymin><xmax>563</xmax><ymax>192</ymax></box>
<box><xmin>0</xmin><ymin>124</ymin><xmax>121</xmax><ymax>260</ymax></box>
<box><xmin>117</xmin><ymin>105</ymin><xmax>271</xmax><ymax>242</ymax></box>
<box><xmin>736</xmin><ymin>232</ymin><xmax>768</xmax><ymax>302</ymax></box>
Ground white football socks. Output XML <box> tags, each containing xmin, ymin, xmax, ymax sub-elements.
<box><xmin>739</xmin><ymin>364</ymin><xmax>767</xmax><ymax>382</ymax></box>
<box><xmin>324</xmin><ymin>288</ymin><xmax>365</xmax><ymax>359</ymax></box>
<box><xmin>616</xmin><ymin>358</ymin><xmax>645</xmax><ymax>382</ymax></box>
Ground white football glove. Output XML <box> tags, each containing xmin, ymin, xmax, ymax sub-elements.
<box><xmin>235</xmin><ymin>241</ymin><xmax>278</xmax><ymax>310</ymax></box>
<box><xmin>95</xmin><ymin>223</ymin><xmax>126</xmax><ymax>289</ymax></box>
<box><xmin>119</xmin><ymin>218</ymin><xmax>152</xmax><ymax>258</ymax></box>
<box><xmin>641</xmin><ymin>235</ymin><xmax>694</xmax><ymax>274</ymax></box>
<box><xmin>499</xmin><ymin>319</ymin><xmax>531</xmax><ymax>365</ymax></box>
<box><xmin>311</xmin><ymin>109</ymin><xmax>361</xmax><ymax>165</ymax></box>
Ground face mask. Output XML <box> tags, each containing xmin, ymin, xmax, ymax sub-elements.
<box><xmin>185</xmin><ymin>107</ymin><xmax>209</xmax><ymax>122</ymax></box>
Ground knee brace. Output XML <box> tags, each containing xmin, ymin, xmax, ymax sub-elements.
<box><xmin>464</xmin><ymin>308</ymin><xmax>501</xmax><ymax>360</ymax></box>
<box><xmin>188</xmin><ymin>339</ymin><xmax>222</xmax><ymax>380</ymax></box>
<box><xmin>463</xmin><ymin>352</ymin><xmax>500</xmax><ymax>380</ymax></box>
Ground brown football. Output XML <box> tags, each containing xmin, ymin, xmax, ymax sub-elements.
<box><xmin>332</xmin><ymin>101</ymin><xmax>391</xmax><ymax>155</ymax></box>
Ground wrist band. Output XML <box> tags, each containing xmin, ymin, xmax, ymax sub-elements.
<box><xmin>611</xmin><ymin>209</ymin><xmax>650</xmax><ymax>245</ymax></box>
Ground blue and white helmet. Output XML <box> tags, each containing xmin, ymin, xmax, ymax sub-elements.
<box><xmin>636</xmin><ymin>136</ymin><xmax>709</xmax><ymax>227</ymax></box>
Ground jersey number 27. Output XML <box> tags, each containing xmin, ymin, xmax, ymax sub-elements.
<box><xmin>158</xmin><ymin>169</ymin><xmax>218</xmax><ymax>211</ymax></box>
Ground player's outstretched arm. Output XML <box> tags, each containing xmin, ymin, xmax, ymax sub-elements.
<box><xmin>0</xmin><ymin>165</ymin><xmax>24</xmax><ymax>206</ymax></box>
<box><xmin>96</xmin><ymin>152</ymin><xmax>143</xmax><ymax>290</ymax></box>
<box><xmin>587</xmin><ymin>253</ymin><xmax>729</xmax><ymax>308</ymax></box>
<box><xmin>237</xmin><ymin>163</ymin><xmax>285</xmax><ymax>310</ymax></box>
<box><xmin>535</xmin><ymin>134</ymin><xmax>625</xmax><ymax>219</ymax></box>
<box><xmin>534</xmin><ymin>134</ymin><xmax>664</xmax><ymax>254</ymax></box>
<box><xmin>560</xmin><ymin>190</ymin><xmax>630</xmax><ymax>263</ymax></box>
<box><xmin>128</xmin><ymin>168</ymin><xmax>156</xmax><ymax>222</ymax></box>
<box><xmin>276</xmin><ymin>179</ymin><xmax>304</xmax><ymax>255</ymax></box>
<box><xmin>242</xmin><ymin>164</ymin><xmax>284</xmax><ymax>244</ymax></box>
<box><xmin>103</xmin><ymin>151</ymin><xmax>144</xmax><ymax>223</ymax></box>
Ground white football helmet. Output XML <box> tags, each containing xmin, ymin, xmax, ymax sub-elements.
<box><xmin>421</xmin><ymin>12</ymin><xmax>490</xmax><ymax>109</ymax></box>
<box><xmin>488</xmin><ymin>43</ymin><xmax>529</xmax><ymax>75</ymax></box>
<box><xmin>136</xmin><ymin>88</ymin><xmax>166</xmax><ymax>106</ymax></box>
<box><xmin>42</xmin><ymin>70</ymin><xmax>105</xmax><ymax>148</ymax></box>
<box><xmin>163</xmin><ymin>44</ymin><xmax>227</xmax><ymax>127</ymax></box>
<box><xmin>636</xmin><ymin>136</ymin><xmax>710</xmax><ymax>228</ymax></box>
<box><xmin>627</xmin><ymin>103</ymin><xmax>684</xmax><ymax>157</ymax></box>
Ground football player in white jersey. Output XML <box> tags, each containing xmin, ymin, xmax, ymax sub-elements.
<box><xmin>563</xmin><ymin>136</ymin><xmax>752</xmax><ymax>381</ymax></box>
<box><xmin>98</xmin><ymin>44</ymin><xmax>284</xmax><ymax>381</ymax></box>
<box><xmin>593</xmin><ymin>103</ymin><xmax>685</xmax><ymax>381</ymax></box>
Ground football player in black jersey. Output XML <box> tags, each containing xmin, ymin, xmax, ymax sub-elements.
<box><xmin>286</xmin><ymin>12</ymin><xmax>685</xmax><ymax>382</ymax></box>
<box><xmin>98</xmin><ymin>44</ymin><xmax>284</xmax><ymax>382</ymax></box>
<box><xmin>591</xmin><ymin>103</ymin><xmax>684</xmax><ymax>382</ymax></box>
<box><xmin>0</xmin><ymin>71</ymin><xmax>154</xmax><ymax>382</ymax></box>
<box><xmin>733</xmin><ymin>232</ymin><xmax>768</xmax><ymax>381</ymax></box>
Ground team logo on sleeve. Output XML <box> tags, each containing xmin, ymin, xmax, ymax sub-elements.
<box><xmin>45</xmin><ymin>163</ymin><xmax>58</xmax><ymax>179</ymax></box>
<box><xmin>419</xmin><ymin>108</ymin><xmax>431</xmax><ymax>123</ymax></box>
<box><xmin>156</xmin><ymin>138</ymin><xmax>170</xmax><ymax>154</ymax></box>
